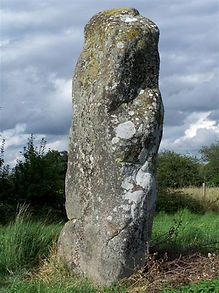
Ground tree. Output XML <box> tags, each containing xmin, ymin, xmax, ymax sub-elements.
<box><xmin>0</xmin><ymin>139</ymin><xmax>14</xmax><ymax>223</ymax></box>
<box><xmin>11</xmin><ymin>135</ymin><xmax>67</xmax><ymax>219</ymax></box>
<box><xmin>200</xmin><ymin>141</ymin><xmax>219</xmax><ymax>186</ymax></box>
<box><xmin>156</xmin><ymin>150</ymin><xmax>202</xmax><ymax>189</ymax></box>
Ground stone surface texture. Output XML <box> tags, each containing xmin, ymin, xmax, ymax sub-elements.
<box><xmin>58</xmin><ymin>8</ymin><xmax>164</xmax><ymax>285</ymax></box>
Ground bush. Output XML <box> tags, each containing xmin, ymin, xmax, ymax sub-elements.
<box><xmin>200</xmin><ymin>141</ymin><xmax>219</xmax><ymax>187</ymax></box>
<box><xmin>156</xmin><ymin>151</ymin><xmax>202</xmax><ymax>189</ymax></box>
<box><xmin>0</xmin><ymin>135</ymin><xmax>68</xmax><ymax>224</ymax></box>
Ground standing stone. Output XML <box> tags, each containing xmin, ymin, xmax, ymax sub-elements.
<box><xmin>58</xmin><ymin>8</ymin><xmax>164</xmax><ymax>284</ymax></box>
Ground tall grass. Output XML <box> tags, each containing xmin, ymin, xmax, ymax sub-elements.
<box><xmin>178</xmin><ymin>187</ymin><xmax>219</xmax><ymax>202</ymax></box>
<box><xmin>152</xmin><ymin>209</ymin><xmax>219</xmax><ymax>254</ymax></box>
<box><xmin>0</xmin><ymin>206</ymin><xmax>63</xmax><ymax>276</ymax></box>
<box><xmin>0</xmin><ymin>207</ymin><xmax>218</xmax><ymax>292</ymax></box>
<box><xmin>0</xmin><ymin>277</ymin><xmax>100</xmax><ymax>293</ymax></box>
<box><xmin>176</xmin><ymin>187</ymin><xmax>219</xmax><ymax>213</ymax></box>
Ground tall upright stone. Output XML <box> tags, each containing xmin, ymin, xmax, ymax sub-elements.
<box><xmin>58</xmin><ymin>8</ymin><xmax>164</xmax><ymax>284</ymax></box>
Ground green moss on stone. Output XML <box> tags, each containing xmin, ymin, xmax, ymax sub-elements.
<box><xmin>126</xmin><ymin>28</ymin><xmax>140</xmax><ymax>40</ymax></box>
<box><xmin>103</xmin><ymin>8</ymin><xmax>127</xmax><ymax>16</ymax></box>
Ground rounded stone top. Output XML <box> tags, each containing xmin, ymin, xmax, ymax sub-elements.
<box><xmin>98</xmin><ymin>7</ymin><xmax>139</xmax><ymax>17</ymax></box>
<box><xmin>84</xmin><ymin>8</ymin><xmax>159</xmax><ymax>40</ymax></box>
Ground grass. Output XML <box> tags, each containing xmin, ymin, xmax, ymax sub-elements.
<box><xmin>156</xmin><ymin>187</ymin><xmax>219</xmax><ymax>214</ymax></box>
<box><xmin>162</xmin><ymin>279</ymin><xmax>219</xmax><ymax>292</ymax></box>
<box><xmin>0</xmin><ymin>206</ymin><xmax>63</xmax><ymax>276</ymax></box>
<box><xmin>0</xmin><ymin>206</ymin><xmax>218</xmax><ymax>292</ymax></box>
<box><xmin>178</xmin><ymin>187</ymin><xmax>219</xmax><ymax>202</ymax></box>
<box><xmin>176</xmin><ymin>187</ymin><xmax>219</xmax><ymax>212</ymax></box>
<box><xmin>0</xmin><ymin>277</ymin><xmax>100</xmax><ymax>293</ymax></box>
<box><xmin>152</xmin><ymin>209</ymin><xmax>219</xmax><ymax>255</ymax></box>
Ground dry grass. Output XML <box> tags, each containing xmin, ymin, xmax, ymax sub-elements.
<box><xmin>30</xmin><ymin>244</ymin><xmax>71</xmax><ymax>283</ymax></box>
<box><xmin>177</xmin><ymin>187</ymin><xmax>219</xmax><ymax>202</ymax></box>
<box><xmin>121</xmin><ymin>253</ymin><xmax>219</xmax><ymax>293</ymax></box>
<box><xmin>174</xmin><ymin>187</ymin><xmax>219</xmax><ymax>213</ymax></box>
<box><xmin>28</xmin><ymin>245</ymin><xmax>219</xmax><ymax>293</ymax></box>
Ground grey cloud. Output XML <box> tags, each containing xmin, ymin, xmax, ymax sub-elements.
<box><xmin>1</xmin><ymin>0</ymin><xmax>219</xmax><ymax>164</ymax></box>
<box><xmin>1</xmin><ymin>67</ymin><xmax>72</xmax><ymax>135</ymax></box>
<box><xmin>163</xmin><ymin>109</ymin><xmax>188</xmax><ymax>126</ymax></box>
<box><xmin>208</xmin><ymin>110</ymin><xmax>219</xmax><ymax>124</ymax></box>
<box><xmin>175</xmin><ymin>128</ymin><xmax>219</xmax><ymax>153</ymax></box>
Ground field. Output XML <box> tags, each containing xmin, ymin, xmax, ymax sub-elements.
<box><xmin>0</xmin><ymin>197</ymin><xmax>218</xmax><ymax>293</ymax></box>
<box><xmin>177</xmin><ymin>187</ymin><xmax>219</xmax><ymax>203</ymax></box>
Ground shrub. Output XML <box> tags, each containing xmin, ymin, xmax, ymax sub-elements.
<box><xmin>0</xmin><ymin>135</ymin><xmax>68</xmax><ymax>224</ymax></box>
<box><xmin>200</xmin><ymin>141</ymin><xmax>219</xmax><ymax>187</ymax></box>
<box><xmin>156</xmin><ymin>151</ymin><xmax>202</xmax><ymax>189</ymax></box>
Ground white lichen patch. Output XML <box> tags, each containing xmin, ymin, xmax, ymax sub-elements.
<box><xmin>122</xmin><ymin>190</ymin><xmax>145</xmax><ymax>219</ymax></box>
<box><xmin>115</xmin><ymin>121</ymin><xmax>136</xmax><ymax>139</ymax></box>
<box><xmin>136</xmin><ymin>170</ymin><xmax>152</xmax><ymax>189</ymax></box>
<box><xmin>120</xmin><ymin>204</ymin><xmax>131</xmax><ymax>212</ymax></box>
<box><xmin>138</xmin><ymin>89</ymin><xmax>145</xmax><ymax>95</ymax></box>
<box><xmin>128</xmin><ymin>111</ymin><xmax>135</xmax><ymax>116</ymax></box>
<box><xmin>121</xmin><ymin>16</ymin><xmax>138</xmax><ymax>23</ymax></box>
<box><xmin>123</xmin><ymin>190</ymin><xmax>144</xmax><ymax>204</ymax></box>
<box><xmin>117</xmin><ymin>42</ymin><xmax>124</xmax><ymax>49</ymax></box>
<box><xmin>112</xmin><ymin>137</ymin><xmax>120</xmax><ymax>144</ymax></box>
<box><xmin>138</xmin><ymin>124</ymin><xmax>143</xmax><ymax>133</ymax></box>
<box><xmin>111</xmin><ymin>83</ymin><xmax>118</xmax><ymax>90</ymax></box>
<box><xmin>107</xmin><ymin>215</ymin><xmax>113</xmax><ymax>221</ymax></box>
<box><xmin>121</xmin><ymin>177</ymin><xmax>134</xmax><ymax>191</ymax></box>
<box><xmin>89</xmin><ymin>155</ymin><xmax>94</xmax><ymax>164</ymax></box>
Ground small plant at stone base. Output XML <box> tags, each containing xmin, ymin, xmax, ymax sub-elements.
<box><xmin>151</xmin><ymin>211</ymin><xmax>183</xmax><ymax>255</ymax></box>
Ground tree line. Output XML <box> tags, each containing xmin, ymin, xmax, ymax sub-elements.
<box><xmin>156</xmin><ymin>144</ymin><xmax>219</xmax><ymax>189</ymax></box>
<box><xmin>0</xmin><ymin>136</ymin><xmax>218</xmax><ymax>223</ymax></box>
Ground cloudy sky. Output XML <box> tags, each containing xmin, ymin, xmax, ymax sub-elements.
<box><xmin>1</xmin><ymin>0</ymin><xmax>219</xmax><ymax>165</ymax></box>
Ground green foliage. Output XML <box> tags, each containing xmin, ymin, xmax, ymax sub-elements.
<box><xmin>0</xmin><ymin>139</ymin><xmax>15</xmax><ymax>223</ymax></box>
<box><xmin>156</xmin><ymin>151</ymin><xmax>202</xmax><ymax>189</ymax></box>
<box><xmin>152</xmin><ymin>209</ymin><xmax>219</xmax><ymax>255</ymax></box>
<box><xmin>162</xmin><ymin>279</ymin><xmax>219</xmax><ymax>292</ymax></box>
<box><xmin>0</xmin><ymin>135</ymin><xmax>68</xmax><ymax>223</ymax></box>
<box><xmin>0</xmin><ymin>206</ymin><xmax>63</xmax><ymax>276</ymax></box>
<box><xmin>200</xmin><ymin>141</ymin><xmax>219</xmax><ymax>186</ymax></box>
